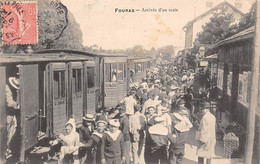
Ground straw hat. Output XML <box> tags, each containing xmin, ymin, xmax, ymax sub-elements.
<box><xmin>83</xmin><ymin>114</ymin><xmax>95</xmax><ymax>121</ymax></box>
<box><xmin>9</xmin><ymin>77</ymin><xmax>20</xmax><ymax>90</ymax></box>
<box><xmin>109</xmin><ymin>119</ymin><xmax>120</xmax><ymax>127</ymax></box>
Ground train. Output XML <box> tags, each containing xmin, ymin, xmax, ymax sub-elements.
<box><xmin>0</xmin><ymin>49</ymin><xmax>154</xmax><ymax>163</ymax></box>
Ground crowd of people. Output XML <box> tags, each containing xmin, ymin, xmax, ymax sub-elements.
<box><xmin>48</xmin><ymin>64</ymin><xmax>218</xmax><ymax>164</ymax></box>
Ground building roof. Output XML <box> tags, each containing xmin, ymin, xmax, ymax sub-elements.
<box><xmin>214</xmin><ymin>26</ymin><xmax>255</xmax><ymax>48</ymax></box>
<box><xmin>183</xmin><ymin>1</ymin><xmax>244</xmax><ymax>30</ymax></box>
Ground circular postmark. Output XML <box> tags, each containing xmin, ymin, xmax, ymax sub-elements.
<box><xmin>38</xmin><ymin>0</ymin><xmax>68</xmax><ymax>44</ymax></box>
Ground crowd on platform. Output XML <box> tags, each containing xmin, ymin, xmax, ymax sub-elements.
<box><xmin>48</xmin><ymin>64</ymin><xmax>219</xmax><ymax>164</ymax></box>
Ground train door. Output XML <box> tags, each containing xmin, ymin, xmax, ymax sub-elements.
<box><xmin>99</xmin><ymin>58</ymin><xmax>105</xmax><ymax>109</ymax></box>
<box><xmin>123</xmin><ymin>62</ymin><xmax>128</xmax><ymax>94</ymax></box>
<box><xmin>117</xmin><ymin>62</ymin><xmax>125</xmax><ymax>101</ymax></box>
<box><xmin>95</xmin><ymin>57</ymin><xmax>101</xmax><ymax>109</ymax></box>
<box><xmin>68</xmin><ymin>62</ymin><xmax>83</xmax><ymax>125</ymax></box>
<box><xmin>104</xmin><ymin>59</ymin><xmax>118</xmax><ymax>107</ymax></box>
<box><xmin>48</xmin><ymin>63</ymin><xmax>68</xmax><ymax>135</ymax></box>
<box><xmin>18</xmin><ymin>64</ymin><xmax>39</xmax><ymax>162</ymax></box>
<box><xmin>84</xmin><ymin>61</ymin><xmax>97</xmax><ymax>114</ymax></box>
<box><xmin>0</xmin><ymin>66</ymin><xmax>6</xmax><ymax>163</ymax></box>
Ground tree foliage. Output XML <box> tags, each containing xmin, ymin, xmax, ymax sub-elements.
<box><xmin>194</xmin><ymin>2</ymin><xmax>256</xmax><ymax>56</ymax></box>
<box><xmin>197</xmin><ymin>10</ymin><xmax>235</xmax><ymax>45</ymax></box>
<box><xmin>237</xmin><ymin>3</ymin><xmax>256</xmax><ymax>32</ymax></box>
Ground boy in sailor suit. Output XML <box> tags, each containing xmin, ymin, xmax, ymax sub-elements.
<box><xmin>145</xmin><ymin>116</ymin><xmax>176</xmax><ymax>164</ymax></box>
<box><xmin>79</xmin><ymin>120</ymin><xmax>107</xmax><ymax>164</ymax></box>
<box><xmin>101</xmin><ymin>119</ymin><xmax>126</xmax><ymax>164</ymax></box>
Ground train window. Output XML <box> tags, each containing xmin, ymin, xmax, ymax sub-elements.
<box><xmin>123</xmin><ymin>63</ymin><xmax>126</xmax><ymax>78</ymax></box>
<box><xmin>118</xmin><ymin>63</ymin><xmax>123</xmax><ymax>80</ymax></box>
<box><xmin>135</xmin><ymin>63</ymin><xmax>138</xmax><ymax>73</ymax></box>
<box><xmin>105</xmin><ymin>63</ymin><xmax>117</xmax><ymax>82</ymax></box>
<box><xmin>111</xmin><ymin>63</ymin><xmax>117</xmax><ymax>82</ymax></box>
<box><xmin>137</xmin><ymin>63</ymin><xmax>142</xmax><ymax>73</ymax></box>
<box><xmin>87</xmin><ymin>67</ymin><xmax>95</xmax><ymax>88</ymax></box>
<box><xmin>72</xmin><ymin>69</ymin><xmax>82</xmax><ymax>92</ymax></box>
<box><xmin>53</xmin><ymin>71</ymin><xmax>66</xmax><ymax>99</ymax></box>
<box><xmin>105</xmin><ymin>64</ymin><xmax>111</xmax><ymax>82</ymax></box>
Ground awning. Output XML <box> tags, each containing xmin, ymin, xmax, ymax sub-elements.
<box><xmin>205</xmin><ymin>54</ymin><xmax>218</xmax><ymax>62</ymax></box>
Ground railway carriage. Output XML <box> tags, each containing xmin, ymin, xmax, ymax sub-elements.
<box><xmin>103</xmin><ymin>54</ymin><xmax>128</xmax><ymax>107</ymax></box>
<box><xmin>127</xmin><ymin>56</ymin><xmax>153</xmax><ymax>83</ymax></box>
<box><xmin>0</xmin><ymin>49</ymin><xmax>102</xmax><ymax>162</ymax></box>
<box><xmin>0</xmin><ymin>49</ymin><xmax>154</xmax><ymax>163</ymax></box>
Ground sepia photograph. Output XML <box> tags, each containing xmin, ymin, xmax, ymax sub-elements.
<box><xmin>0</xmin><ymin>0</ymin><xmax>259</xmax><ymax>163</ymax></box>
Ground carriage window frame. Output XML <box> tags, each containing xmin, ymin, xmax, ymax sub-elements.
<box><xmin>137</xmin><ymin>63</ymin><xmax>142</xmax><ymax>73</ymax></box>
<box><xmin>111</xmin><ymin>63</ymin><xmax>117</xmax><ymax>82</ymax></box>
<box><xmin>87</xmin><ymin>67</ymin><xmax>95</xmax><ymax>88</ymax></box>
<box><xmin>72</xmin><ymin>69</ymin><xmax>82</xmax><ymax>92</ymax></box>
<box><xmin>123</xmin><ymin>62</ymin><xmax>126</xmax><ymax>78</ymax></box>
<box><xmin>53</xmin><ymin>70</ymin><xmax>66</xmax><ymax>99</ymax></box>
<box><xmin>118</xmin><ymin>63</ymin><xmax>123</xmax><ymax>81</ymax></box>
<box><xmin>105</xmin><ymin>63</ymin><xmax>111</xmax><ymax>82</ymax></box>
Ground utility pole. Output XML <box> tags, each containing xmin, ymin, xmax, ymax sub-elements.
<box><xmin>245</xmin><ymin>0</ymin><xmax>260</xmax><ymax>163</ymax></box>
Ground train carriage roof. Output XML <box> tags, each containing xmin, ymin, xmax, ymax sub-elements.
<box><xmin>0</xmin><ymin>49</ymin><xmax>127</xmax><ymax>64</ymax></box>
<box><xmin>35</xmin><ymin>49</ymin><xmax>128</xmax><ymax>57</ymax></box>
<box><xmin>127</xmin><ymin>56</ymin><xmax>153</xmax><ymax>61</ymax></box>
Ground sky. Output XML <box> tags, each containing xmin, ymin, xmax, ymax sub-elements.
<box><xmin>61</xmin><ymin>0</ymin><xmax>254</xmax><ymax>50</ymax></box>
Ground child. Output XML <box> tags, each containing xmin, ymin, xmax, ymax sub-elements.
<box><xmin>50</xmin><ymin>118</ymin><xmax>80</xmax><ymax>164</ymax></box>
<box><xmin>101</xmin><ymin>119</ymin><xmax>126</xmax><ymax>164</ymax></box>
<box><xmin>79</xmin><ymin>120</ymin><xmax>107</xmax><ymax>164</ymax></box>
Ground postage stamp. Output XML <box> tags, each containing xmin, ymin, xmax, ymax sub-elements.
<box><xmin>1</xmin><ymin>1</ymin><xmax>38</xmax><ymax>45</ymax></box>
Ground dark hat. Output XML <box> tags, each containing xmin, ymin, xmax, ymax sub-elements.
<box><xmin>203</xmin><ymin>102</ymin><xmax>211</xmax><ymax>109</ymax></box>
<box><xmin>103</xmin><ymin>107</ymin><xmax>111</xmax><ymax>112</ymax></box>
<box><xmin>95</xmin><ymin>114</ymin><xmax>107</xmax><ymax>125</ymax></box>
<box><xmin>134</xmin><ymin>104</ymin><xmax>141</xmax><ymax>111</ymax></box>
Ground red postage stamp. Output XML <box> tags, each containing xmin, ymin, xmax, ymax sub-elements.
<box><xmin>1</xmin><ymin>1</ymin><xmax>38</xmax><ymax>45</ymax></box>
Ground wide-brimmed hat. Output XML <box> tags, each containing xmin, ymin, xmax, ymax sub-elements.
<box><xmin>9</xmin><ymin>77</ymin><xmax>20</xmax><ymax>89</ymax></box>
<box><xmin>83</xmin><ymin>114</ymin><xmax>95</xmax><ymax>121</ymax></box>
<box><xmin>109</xmin><ymin>119</ymin><xmax>120</xmax><ymax>127</ymax></box>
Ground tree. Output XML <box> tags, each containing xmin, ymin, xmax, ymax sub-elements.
<box><xmin>2</xmin><ymin>0</ymin><xmax>83</xmax><ymax>53</ymax></box>
<box><xmin>157</xmin><ymin>45</ymin><xmax>174</xmax><ymax>61</ymax></box>
<box><xmin>196</xmin><ymin>10</ymin><xmax>235</xmax><ymax>45</ymax></box>
<box><xmin>238</xmin><ymin>2</ymin><xmax>256</xmax><ymax>31</ymax></box>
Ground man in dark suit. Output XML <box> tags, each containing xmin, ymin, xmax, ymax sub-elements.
<box><xmin>78</xmin><ymin>114</ymin><xmax>95</xmax><ymax>163</ymax></box>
